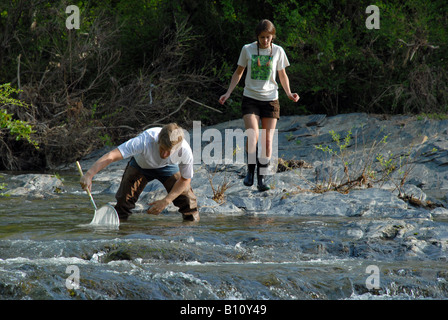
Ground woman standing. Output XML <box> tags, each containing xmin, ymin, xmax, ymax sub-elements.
<box><xmin>219</xmin><ymin>19</ymin><xmax>299</xmax><ymax>191</ymax></box>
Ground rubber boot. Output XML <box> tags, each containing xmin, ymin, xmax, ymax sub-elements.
<box><xmin>243</xmin><ymin>151</ymin><xmax>256</xmax><ymax>186</ymax></box>
<box><xmin>257</xmin><ymin>157</ymin><xmax>270</xmax><ymax>192</ymax></box>
<box><xmin>243</xmin><ymin>164</ymin><xmax>255</xmax><ymax>186</ymax></box>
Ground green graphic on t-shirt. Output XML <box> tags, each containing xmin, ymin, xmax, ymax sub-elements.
<box><xmin>251</xmin><ymin>55</ymin><xmax>272</xmax><ymax>81</ymax></box>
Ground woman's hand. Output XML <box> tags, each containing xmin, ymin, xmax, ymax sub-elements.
<box><xmin>219</xmin><ymin>92</ymin><xmax>230</xmax><ymax>105</ymax></box>
<box><xmin>288</xmin><ymin>93</ymin><xmax>300</xmax><ymax>102</ymax></box>
<box><xmin>219</xmin><ymin>65</ymin><xmax>245</xmax><ymax>105</ymax></box>
<box><xmin>278</xmin><ymin>69</ymin><xmax>300</xmax><ymax>103</ymax></box>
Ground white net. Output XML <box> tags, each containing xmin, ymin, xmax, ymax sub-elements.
<box><xmin>90</xmin><ymin>205</ymin><xmax>120</xmax><ymax>227</ymax></box>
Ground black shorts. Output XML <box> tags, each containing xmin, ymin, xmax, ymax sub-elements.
<box><xmin>241</xmin><ymin>96</ymin><xmax>280</xmax><ymax>119</ymax></box>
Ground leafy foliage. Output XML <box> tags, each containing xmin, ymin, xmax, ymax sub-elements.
<box><xmin>0</xmin><ymin>0</ymin><xmax>446</xmax><ymax>170</ymax></box>
<box><xmin>0</xmin><ymin>84</ymin><xmax>38</xmax><ymax>148</ymax></box>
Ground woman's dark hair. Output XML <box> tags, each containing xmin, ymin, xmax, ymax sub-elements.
<box><xmin>255</xmin><ymin>19</ymin><xmax>276</xmax><ymax>40</ymax></box>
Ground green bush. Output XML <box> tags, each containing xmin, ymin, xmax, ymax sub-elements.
<box><xmin>268</xmin><ymin>0</ymin><xmax>448</xmax><ymax>115</ymax></box>
<box><xmin>0</xmin><ymin>83</ymin><xmax>38</xmax><ymax>148</ymax></box>
<box><xmin>0</xmin><ymin>0</ymin><xmax>446</xmax><ymax>169</ymax></box>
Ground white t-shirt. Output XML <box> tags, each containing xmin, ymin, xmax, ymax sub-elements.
<box><xmin>117</xmin><ymin>128</ymin><xmax>194</xmax><ymax>179</ymax></box>
<box><xmin>237</xmin><ymin>42</ymin><xmax>290</xmax><ymax>101</ymax></box>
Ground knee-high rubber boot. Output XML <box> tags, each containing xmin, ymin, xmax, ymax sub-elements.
<box><xmin>243</xmin><ymin>151</ymin><xmax>256</xmax><ymax>186</ymax></box>
<box><xmin>257</xmin><ymin>157</ymin><xmax>270</xmax><ymax>192</ymax></box>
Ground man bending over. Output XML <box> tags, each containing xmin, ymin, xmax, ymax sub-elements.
<box><xmin>80</xmin><ymin>123</ymin><xmax>199</xmax><ymax>222</ymax></box>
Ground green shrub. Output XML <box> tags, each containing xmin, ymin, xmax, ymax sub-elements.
<box><xmin>0</xmin><ymin>83</ymin><xmax>38</xmax><ymax>148</ymax></box>
<box><xmin>0</xmin><ymin>0</ymin><xmax>447</xmax><ymax>169</ymax></box>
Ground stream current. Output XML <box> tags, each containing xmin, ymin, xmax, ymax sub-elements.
<box><xmin>1</xmin><ymin>173</ymin><xmax>448</xmax><ymax>300</ymax></box>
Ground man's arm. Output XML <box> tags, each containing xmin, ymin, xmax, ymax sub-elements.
<box><xmin>147</xmin><ymin>176</ymin><xmax>191</xmax><ymax>215</ymax></box>
<box><xmin>80</xmin><ymin>148</ymin><xmax>123</xmax><ymax>191</ymax></box>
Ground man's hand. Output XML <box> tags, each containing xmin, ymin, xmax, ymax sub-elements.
<box><xmin>147</xmin><ymin>198</ymin><xmax>170</xmax><ymax>215</ymax></box>
<box><xmin>80</xmin><ymin>174</ymin><xmax>92</xmax><ymax>192</ymax></box>
<box><xmin>79</xmin><ymin>148</ymin><xmax>124</xmax><ymax>192</ymax></box>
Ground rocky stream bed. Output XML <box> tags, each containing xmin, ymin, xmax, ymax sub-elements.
<box><xmin>1</xmin><ymin>113</ymin><xmax>448</xmax><ymax>300</ymax></box>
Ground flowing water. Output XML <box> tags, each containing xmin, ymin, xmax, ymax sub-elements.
<box><xmin>1</xmin><ymin>172</ymin><xmax>448</xmax><ymax>300</ymax></box>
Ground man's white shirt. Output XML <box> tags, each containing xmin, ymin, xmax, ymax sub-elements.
<box><xmin>117</xmin><ymin>127</ymin><xmax>194</xmax><ymax>179</ymax></box>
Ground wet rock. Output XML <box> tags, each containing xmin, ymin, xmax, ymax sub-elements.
<box><xmin>430</xmin><ymin>207</ymin><xmax>448</xmax><ymax>217</ymax></box>
<box><xmin>228</xmin><ymin>196</ymin><xmax>272</xmax><ymax>212</ymax></box>
<box><xmin>7</xmin><ymin>174</ymin><xmax>64</xmax><ymax>198</ymax></box>
<box><xmin>4</xmin><ymin>112</ymin><xmax>448</xmax><ymax>264</ymax></box>
<box><xmin>103</xmin><ymin>249</ymin><xmax>132</xmax><ymax>263</ymax></box>
<box><xmin>345</xmin><ymin>228</ymin><xmax>364</xmax><ymax>240</ymax></box>
<box><xmin>199</xmin><ymin>197</ymin><xmax>244</xmax><ymax>214</ymax></box>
